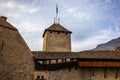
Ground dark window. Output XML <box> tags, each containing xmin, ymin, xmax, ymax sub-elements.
<box><xmin>104</xmin><ymin>68</ymin><xmax>107</xmax><ymax>78</ymax></box>
<box><xmin>41</xmin><ymin>76</ymin><xmax>44</xmax><ymax>79</ymax></box>
<box><xmin>58</xmin><ymin>32</ymin><xmax>59</xmax><ymax>34</ymax></box>
<box><xmin>50</xmin><ymin>31</ymin><xmax>52</xmax><ymax>33</ymax></box>
<box><xmin>36</xmin><ymin>76</ymin><xmax>40</xmax><ymax>80</ymax></box>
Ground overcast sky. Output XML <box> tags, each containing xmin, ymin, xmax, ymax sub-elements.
<box><xmin>0</xmin><ymin>0</ymin><xmax>120</xmax><ymax>52</ymax></box>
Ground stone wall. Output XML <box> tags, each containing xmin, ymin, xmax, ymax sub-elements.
<box><xmin>43</xmin><ymin>31</ymin><xmax>71</xmax><ymax>52</ymax></box>
<box><xmin>34</xmin><ymin>67</ymin><xmax>120</xmax><ymax>80</ymax></box>
<box><xmin>0</xmin><ymin>26</ymin><xmax>34</xmax><ymax>80</ymax></box>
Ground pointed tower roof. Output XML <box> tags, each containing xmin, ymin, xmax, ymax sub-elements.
<box><xmin>43</xmin><ymin>23</ymin><xmax>72</xmax><ymax>37</ymax></box>
<box><xmin>0</xmin><ymin>16</ymin><xmax>17</xmax><ymax>31</ymax></box>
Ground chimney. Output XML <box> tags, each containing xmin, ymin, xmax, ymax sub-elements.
<box><xmin>0</xmin><ymin>16</ymin><xmax>7</xmax><ymax>21</ymax></box>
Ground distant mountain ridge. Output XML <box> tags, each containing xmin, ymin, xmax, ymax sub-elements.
<box><xmin>94</xmin><ymin>37</ymin><xmax>120</xmax><ymax>50</ymax></box>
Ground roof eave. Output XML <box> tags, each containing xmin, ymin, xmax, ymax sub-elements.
<box><xmin>42</xmin><ymin>29</ymin><xmax>72</xmax><ymax>37</ymax></box>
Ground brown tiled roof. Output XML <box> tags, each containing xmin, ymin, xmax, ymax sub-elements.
<box><xmin>78</xmin><ymin>50</ymin><xmax>120</xmax><ymax>59</ymax></box>
<box><xmin>113</xmin><ymin>44</ymin><xmax>120</xmax><ymax>50</ymax></box>
<box><xmin>0</xmin><ymin>16</ymin><xmax>17</xmax><ymax>31</ymax></box>
<box><xmin>32</xmin><ymin>51</ymin><xmax>120</xmax><ymax>60</ymax></box>
<box><xmin>43</xmin><ymin>23</ymin><xmax>72</xmax><ymax>37</ymax></box>
<box><xmin>32</xmin><ymin>51</ymin><xmax>77</xmax><ymax>59</ymax></box>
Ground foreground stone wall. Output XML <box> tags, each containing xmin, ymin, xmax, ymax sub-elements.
<box><xmin>34</xmin><ymin>67</ymin><xmax>120</xmax><ymax>80</ymax></box>
<box><xmin>0</xmin><ymin>25</ymin><xmax>34</xmax><ymax>80</ymax></box>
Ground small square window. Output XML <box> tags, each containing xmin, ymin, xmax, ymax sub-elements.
<box><xmin>50</xmin><ymin>31</ymin><xmax>52</xmax><ymax>33</ymax></box>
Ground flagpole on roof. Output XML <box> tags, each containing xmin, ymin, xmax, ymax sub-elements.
<box><xmin>54</xmin><ymin>3</ymin><xmax>60</xmax><ymax>24</ymax></box>
<box><xmin>56</xmin><ymin>3</ymin><xmax>58</xmax><ymax>24</ymax></box>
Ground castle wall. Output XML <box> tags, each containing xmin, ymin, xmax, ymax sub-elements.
<box><xmin>34</xmin><ymin>67</ymin><xmax>120</xmax><ymax>80</ymax></box>
<box><xmin>0</xmin><ymin>26</ymin><xmax>34</xmax><ymax>80</ymax></box>
<box><xmin>43</xmin><ymin>31</ymin><xmax>71</xmax><ymax>52</ymax></box>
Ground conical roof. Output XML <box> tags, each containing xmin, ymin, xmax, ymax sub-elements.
<box><xmin>0</xmin><ymin>16</ymin><xmax>34</xmax><ymax>80</ymax></box>
<box><xmin>43</xmin><ymin>23</ymin><xmax>72</xmax><ymax>37</ymax></box>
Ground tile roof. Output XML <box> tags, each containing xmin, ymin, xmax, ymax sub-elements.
<box><xmin>43</xmin><ymin>23</ymin><xmax>72</xmax><ymax>37</ymax></box>
<box><xmin>32</xmin><ymin>51</ymin><xmax>120</xmax><ymax>60</ymax></box>
<box><xmin>0</xmin><ymin>16</ymin><xmax>17</xmax><ymax>31</ymax></box>
<box><xmin>32</xmin><ymin>51</ymin><xmax>77</xmax><ymax>59</ymax></box>
<box><xmin>78</xmin><ymin>50</ymin><xmax>120</xmax><ymax>59</ymax></box>
<box><xmin>113</xmin><ymin>44</ymin><xmax>120</xmax><ymax>50</ymax></box>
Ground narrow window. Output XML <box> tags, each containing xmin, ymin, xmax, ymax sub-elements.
<box><xmin>92</xmin><ymin>68</ymin><xmax>94</xmax><ymax>77</ymax></box>
<box><xmin>65</xmin><ymin>59</ymin><xmax>66</xmax><ymax>62</ymax></box>
<box><xmin>1</xmin><ymin>40</ymin><xmax>4</xmax><ymax>50</ymax></box>
<box><xmin>56</xmin><ymin>59</ymin><xmax>58</xmax><ymax>63</ymax></box>
<box><xmin>41</xmin><ymin>76</ymin><xmax>44</xmax><ymax>80</ymax></box>
<box><xmin>49</xmin><ymin>60</ymin><xmax>51</xmax><ymax>64</ymax></box>
<box><xmin>115</xmin><ymin>68</ymin><xmax>118</xmax><ymax>79</ymax></box>
<box><xmin>50</xmin><ymin>31</ymin><xmax>52</xmax><ymax>33</ymax></box>
<box><xmin>36</xmin><ymin>76</ymin><xmax>40</xmax><ymax>80</ymax></box>
<box><xmin>104</xmin><ymin>68</ymin><xmax>107</xmax><ymax>78</ymax></box>
<box><xmin>62</xmin><ymin>59</ymin><xmax>64</xmax><ymax>63</ymax></box>
<box><xmin>66</xmin><ymin>33</ymin><xmax>68</xmax><ymax>35</ymax></box>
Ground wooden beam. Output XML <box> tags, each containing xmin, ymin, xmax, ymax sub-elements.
<box><xmin>79</xmin><ymin>62</ymin><xmax>120</xmax><ymax>67</ymax></box>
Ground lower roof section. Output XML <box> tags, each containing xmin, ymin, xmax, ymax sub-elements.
<box><xmin>32</xmin><ymin>50</ymin><xmax>120</xmax><ymax>60</ymax></box>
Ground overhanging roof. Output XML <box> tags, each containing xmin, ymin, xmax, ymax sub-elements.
<box><xmin>32</xmin><ymin>51</ymin><xmax>120</xmax><ymax>60</ymax></box>
<box><xmin>42</xmin><ymin>23</ymin><xmax>72</xmax><ymax>37</ymax></box>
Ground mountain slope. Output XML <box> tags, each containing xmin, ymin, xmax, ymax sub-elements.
<box><xmin>94</xmin><ymin>37</ymin><xmax>120</xmax><ymax>50</ymax></box>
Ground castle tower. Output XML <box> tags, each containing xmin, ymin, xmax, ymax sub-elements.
<box><xmin>42</xmin><ymin>23</ymin><xmax>72</xmax><ymax>52</ymax></box>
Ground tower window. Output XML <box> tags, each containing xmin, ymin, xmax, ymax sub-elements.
<box><xmin>66</xmin><ymin>33</ymin><xmax>68</xmax><ymax>35</ymax></box>
<box><xmin>58</xmin><ymin>32</ymin><xmax>59</xmax><ymax>34</ymax></box>
<box><xmin>50</xmin><ymin>31</ymin><xmax>52</xmax><ymax>33</ymax></box>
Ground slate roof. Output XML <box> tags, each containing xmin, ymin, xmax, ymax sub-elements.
<box><xmin>0</xmin><ymin>16</ymin><xmax>17</xmax><ymax>31</ymax></box>
<box><xmin>43</xmin><ymin>23</ymin><xmax>72</xmax><ymax>37</ymax></box>
<box><xmin>32</xmin><ymin>51</ymin><xmax>120</xmax><ymax>60</ymax></box>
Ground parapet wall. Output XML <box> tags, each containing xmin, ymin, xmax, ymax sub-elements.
<box><xmin>34</xmin><ymin>67</ymin><xmax>120</xmax><ymax>80</ymax></box>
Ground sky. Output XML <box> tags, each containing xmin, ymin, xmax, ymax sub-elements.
<box><xmin>0</xmin><ymin>0</ymin><xmax>120</xmax><ymax>52</ymax></box>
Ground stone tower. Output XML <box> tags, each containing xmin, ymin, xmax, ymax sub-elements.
<box><xmin>0</xmin><ymin>16</ymin><xmax>34</xmax><ymax>80</ymax></box>
<box><xmin>42</xmin><ymin>23</ymin><xmax>72</xmax><ymax>52</ymax></box>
